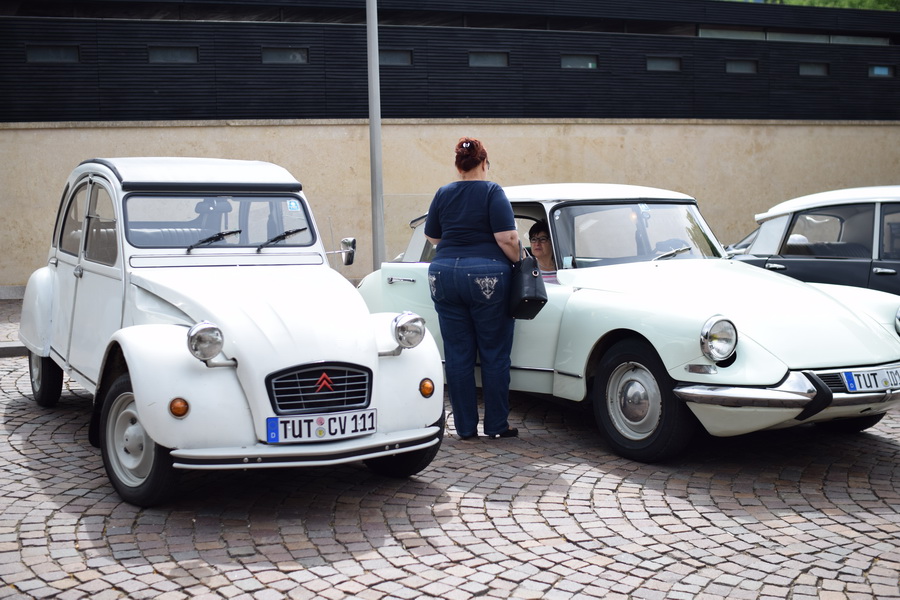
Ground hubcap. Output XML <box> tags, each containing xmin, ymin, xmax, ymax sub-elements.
<box><xmin>107</xmin><ymin>392</ymin><xmax>154</xmax><ymax>487</ymax></box>
<box><xmin>29</xmin><ymin>353</ymin><xmax>41</xmax><ymax>389</ymax></box>
<box><xmin>620</xmin><ymin>380</ymin><xmax>650</xmax><ymax>422</ymax></box>
<box><xmin>607</xmin><ymin>362</ymin><xmax>662</xmax><ymax>441</ymax></box>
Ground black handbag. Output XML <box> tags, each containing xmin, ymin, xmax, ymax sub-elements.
<box><xmin>508</xmin><ymin>244</ymin><xmax>548</xmax><ymax>319</ymax></box>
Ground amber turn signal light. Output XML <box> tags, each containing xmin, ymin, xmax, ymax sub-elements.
<box><xmin>169</xmin><ymin>397</ymin><xmax>190</xmax><ymax>418</ymax></box>
<box><xmin>419</xmin><ymin>378</ymin><xmax>436</xmax><ymax>398</ymax></box>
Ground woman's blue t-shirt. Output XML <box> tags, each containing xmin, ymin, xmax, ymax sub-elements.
<box><xmin>424</xmin><ymin>180</ymin><xmax>516</xmax><ymax>262</ymax></box>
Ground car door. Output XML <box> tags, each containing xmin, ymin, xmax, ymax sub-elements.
<box><xmin>762</xmin><ymin>203</ymin><xmax>874</xmax><ymax>289</ymax></box>
<box><xmin>870</xmin><ymin>202</ymin><xmax>900</xmax><ymax>296</ymax></box>
<box><xmin>66</xmin><ymin>178</ymin><xmax>124</xmax><ymax>386</ymax></box>
<box><xmin>50</xmin><ymin>181</ymin><xmax>88</xmax><ymax>364</ymax></box>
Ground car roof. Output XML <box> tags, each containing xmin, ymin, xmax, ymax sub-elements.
<box><xmin>503</xmin><ymin>182</ymin><xmax>694</xmax><ymax>203</ymax></box>
<box><xmin>80</xmin><ymin>157</ymin><xmax>302</xmax><ymax>191</ymax></box>
<box><xmin>755</xmin><ymin>185</ymin><xmax>900</xmax><ymax>222</ymax></box>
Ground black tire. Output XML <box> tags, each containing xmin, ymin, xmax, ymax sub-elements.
<box><xmin>99</xmin><ymin>373</ymin><xmax>179</xmax><ymax>507</ymax></box>
<box><xmin>594</xmin><ymin>338</ymin><xmax>696</xmax><ymax>462</ymax></box>
<box><xmin>815</xmin><ymin>413</ymin><xmax>885</xmax><ymax>434</ymax></box>
<box><xmin>365</xmin><ymin>411</ymin><xmax>445</xmax><ymax>478</ymax></box>
<box><xmin>28</xmin><ymin>350</ymin><xmax>63</xmax><ymax>408</ymax></box>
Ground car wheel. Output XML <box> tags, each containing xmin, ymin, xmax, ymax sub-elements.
<box><xmin>815</xmin><ymin>413</ymin><xmax>885</xmax><ymax>434</ymax></box>
<box><xmin>364</xmin><ymin>411</ymin><xmax>445</xmax><ymax>478</ymax></box>
<box><xmin>28</xmin><ymin>350</ymin><xmax>63</xmax><ymax>408</ymax></box>
<box><xmin>99</xmin><ymin>373</ymin><xmax>178</xmax><ymax>507</ymax></box>
<box><xmin>594</xmin><ymin>338</ymin><xmax>696</xmax><ymax>462</ymax></box>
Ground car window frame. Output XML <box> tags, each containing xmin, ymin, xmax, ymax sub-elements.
<box><xmin>83</xmin><ymin>179</ymin><xmax>120</xmax><ymax>267</ymax></box>
<box><xmin>58</xmin><ymin>181</ymin><xmax>88</xmax><ymax>257</ymax></box>
<box><xmin>780</xmin><ymin>203</ymin><xmax>874</xmax><ymax>259</ymax></box>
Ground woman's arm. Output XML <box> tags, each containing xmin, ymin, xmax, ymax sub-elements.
<box><xmin>426</xmin><ymin>235</ymin><xmax>441</xmax><ymax>246</ymax></box>
<box><xmin>494</xmin><ymin>229</ymin><xmax>520</xmax><ymax>263</ymax></box>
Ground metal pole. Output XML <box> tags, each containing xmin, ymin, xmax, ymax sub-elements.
<box><xmin>366</xmin><ymin>0</ymin><xmax>386</xmax><ymax>269</ymax></box>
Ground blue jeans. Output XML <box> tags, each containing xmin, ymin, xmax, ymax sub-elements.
<box><xmin>429</xmin><ymin>257</ymin><xmax>515</xmax><ymax>437</ymax></box>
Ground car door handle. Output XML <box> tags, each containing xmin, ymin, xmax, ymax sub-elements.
<box><xmin>765</xmin><ymin>263</ymin><xmax>786</xmax><ymax>271</ymax></box>
<box><xmin>873</xmin><ymin>268</ymin><xmax>897</xmax><ymax>275</ymax></box>
<box><xmin>387</xmin><ymin>276</ymin><xmax>416</xmax><ymax>284</ymax></box>
<box><xmin>73</xmin><ymin>265</ymin><xmax>84</xmax><ymax>278</ymax></box>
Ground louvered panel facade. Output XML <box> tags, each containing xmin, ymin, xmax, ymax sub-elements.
<box><xmin>2</xmin><ymin>0</ymin><xmax>900</xmax><ymax>123</ymax></box>
<box><xmin>322</xmin><ymin>24</ymin><xmax>368</xmax><ymax>118</ymax></box>
<box><xmin>0</xmin><ymin>19</ymin><xmax>102</xmax><ymax>122</ymax></box>
<box><xmin>96</xmin><ymin>20</ymin><xmax>218</xmax><ymax>120</ymax></box>
<box><xmin>213</xmin><ymin>23</ymin><xmax>329</xmax><ymax>119</ymax></box>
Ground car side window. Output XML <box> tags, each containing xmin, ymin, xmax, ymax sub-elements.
<box><xmin>881</xmin><ymin>204</ymin><xmax>900</xmax><ymax>260</ymax></box>
<box><xmin>59</xmin><ymin>183</ymin><xmax>87</xmax><ymax>256</ymax></box>
<box><xmin>84</xmin><ymin>184</ymin><xmax>118</xmax><ymax>266</ymax></box>
<box><xmin>781</xmin><ymin>204</ymin><xmax>873</xmax><ymax>259</ymax></box>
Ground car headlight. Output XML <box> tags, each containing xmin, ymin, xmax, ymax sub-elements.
<box><xmin>187</xmin><ymin>321</ymin><xmax>224</xmax><ymax>361</ymax></box>
<box><xmin>392</xmin><ymin>312</ymin><xmax>426</xmax><ymax>349</ymax></box>
<box><xmin>700</xmin><ymin>316</ymin><xmax>737</xmax><ymax>362</ymax></box>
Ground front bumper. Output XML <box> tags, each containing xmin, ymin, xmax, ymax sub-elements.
<box><xmin>169</xmin><ymin>424</ymin><xmax>442</xmax><ymax>470</ymax></box>
<box><xmin>674</xmin><ymin>367</ymin><xmax>900</xmax><ymax>437</ymax></box>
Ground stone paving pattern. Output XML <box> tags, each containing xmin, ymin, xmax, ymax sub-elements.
<box><xmin>0</xmin><ymin>299</ymin><xmax>899</xmax><ymax>599</ymax></box>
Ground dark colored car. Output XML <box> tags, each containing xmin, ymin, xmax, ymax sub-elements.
<box><xmin>737</xmin><ymin>186</ymin><xmax>900</xmax><ymax>295</ymax></box>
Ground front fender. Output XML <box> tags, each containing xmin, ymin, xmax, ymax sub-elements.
<box><xmin>109</xmin><ymin>324</ymin><xmax>256</xmax><ymax>450</ymax></box>
<box><xmin>368</xmin><ymin>312</ymin><xmax>445</xmax><ymax>429</ymax></box>
<box><xmin>19</xmin><ymin>267</ymin><xmax>56</xmax><ymax>355</ymax></box>
<box><xmin>553</xmin><ymin>288</ymin><xmax>790</xmax><ymax>400</ymax></box>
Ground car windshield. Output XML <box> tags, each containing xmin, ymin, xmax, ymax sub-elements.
<box><xmin>550</xmin><ymin>201</ymin><xmax>723</xmax><ymax>268</ymax></box>
<box><xmin>123</xmin><ymin>194</ymin><xmax>315</xmax><ymax>249</ymax></box>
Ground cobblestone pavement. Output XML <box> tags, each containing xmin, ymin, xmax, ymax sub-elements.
<box><xmin>1</xmin><ymin>298</ymin><xmax>899</xmax><ymax>599</ymax></box>
<box><xmin>0</xmin><ymin>300</ymin><xmax>22</xmax><ymax>346</ymax></box>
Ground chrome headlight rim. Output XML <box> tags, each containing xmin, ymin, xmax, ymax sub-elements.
<box><xmin>392</xmin><ymin>311</ymin><xmax>426</xmax><ymax>349</ymax></box>
<box><xmin>895</xmin><ymin>307</ymin><xmax>900</xmax><ymax>335</ymax></box>
<box><xmin>700</xmin><ymin>315</ymin><xmax>738</xmax><ymax>362</ymax></box>
<box><xmin>187</xmin><ymin>321</ymin><xmax>225</xmax><ymax>361</ymax></box>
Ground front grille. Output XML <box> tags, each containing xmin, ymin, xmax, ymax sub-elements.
<box><xmin>815</xmin><ymin>372</ymin><xmax>847</xmax><ymax>394</ymax></box>
<box><xmin>266</xmin><ymin>362</ymin><xmax>372</xmax><ymax>415</ymax></box>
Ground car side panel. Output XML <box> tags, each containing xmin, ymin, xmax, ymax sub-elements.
<box><xmin>368</xmin><ymin>262</ymin><xmax>442</xmax><ymax>347</ymax></box>
<box><xmin>67</xmin><ymin>263</ymin><xmax>124</xmax><ymax>386</ymax></box>
<box><xmin>763</xmin><ymin>256</ymin><xmax>872</xmax><ymax>288</ymax></box>
<box><xmin>869</xmin><ymin>258</ymin><xmax>900</xmax><ymax>295</ymax></box>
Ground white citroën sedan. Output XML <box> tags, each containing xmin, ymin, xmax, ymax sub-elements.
<box><xmin>19</xmin><ymin>157</ymin><xmax>445</xmax><ymax>507</ymax></box>
<box><xmin>358</xmin><ymin>183</ymin><xmax>900</xmax><ymax>462</ymax></box>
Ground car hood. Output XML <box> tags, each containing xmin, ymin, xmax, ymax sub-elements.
<box><xmin>130</xmin><ymin>265</ymin><xmax>373</xmax><ymax>368</ymax></box>
<box><xmin>556</xmin><ymin>258</ymin><xmax>900</xmax><ymax>367</ymax></box>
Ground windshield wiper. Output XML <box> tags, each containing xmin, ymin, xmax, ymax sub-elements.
<box><xmin>256</xmin><ymin>227</ymin><xmax>308</xmax><ymax>252</ymax></box>
<box><xmin>186</xmin><ymin>229</ymin><xmax>242</xmax><ymax>253</ymax></box>
<box><xmin>652</xmin><ymin>246</ymin><xmax>691</xmax><ymax>261</ymax></box>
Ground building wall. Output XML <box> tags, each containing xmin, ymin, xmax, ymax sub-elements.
<box><xmin>2</xmin><ymin>118</ymin><xmax>899</xmax><ymax>296</ymax></box>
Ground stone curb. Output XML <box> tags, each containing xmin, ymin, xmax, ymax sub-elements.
<box><xmin>0</xmin><ymin>341</ymin><xmax>27</xmax><ymax>358</ymax></box>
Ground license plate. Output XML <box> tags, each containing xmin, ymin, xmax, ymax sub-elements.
<box><xmin>266</xmin><ymin>409</ymin><xmax>376</xmax><ymax>443</ymax></box>
<box><xmin>842</xmin><ymin>368</ymin><xmax>900</xmax><ymax>392</ymax></box>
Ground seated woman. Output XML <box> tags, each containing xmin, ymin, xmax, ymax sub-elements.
<box><xmin>528</xmin><ymin>221</ymin><xmax>558</xmax><ymax>284</ymax></box>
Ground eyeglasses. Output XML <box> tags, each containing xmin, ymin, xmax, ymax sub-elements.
<box><xmin>529</xmin><ymin>236</ymin><xmax>550</xmax><ymax>244</ymax></box>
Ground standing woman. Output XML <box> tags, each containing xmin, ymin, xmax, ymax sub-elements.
<box><xmin>425</xmin><ymin>137</ymin><xmax>520</xmax><ymax>440</ymax></box>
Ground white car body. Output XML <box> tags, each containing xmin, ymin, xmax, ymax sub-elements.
<box><xmin>19</xmin><ymin>157</ymin><xmax>444</xmax><ymax>507</ymax></box>
<box><xmin>358</xmin><ymin>183</ymin><xmax>900</xmax><ymax>461</ymax></box>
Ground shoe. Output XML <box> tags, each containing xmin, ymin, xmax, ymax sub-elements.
<box><xmin>488</xmin><ymin>428</ymin><xmax>518</xmax><ymax>439</ymax></box>
<box><xmin>458</xmin><ymin>433</ymin><xmax>479</xmax><ymax>440</ymax></box>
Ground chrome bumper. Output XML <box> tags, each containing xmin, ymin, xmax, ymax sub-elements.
<box><xmin>674</xmin><ymin>370</ymin><xmax>900</xmax><ymax>420</ymax></box>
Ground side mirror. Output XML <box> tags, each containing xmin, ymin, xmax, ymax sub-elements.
<box><xmin>340</xmin><ymin>237</ymin><xmax>356</xmax><ymax>266</ymax></box>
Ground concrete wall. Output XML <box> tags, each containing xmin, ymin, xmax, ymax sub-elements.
<box><xmin>2</xmin><ymin>118</ymin><xmax>899</xmax><ymax>295</ymax></box>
